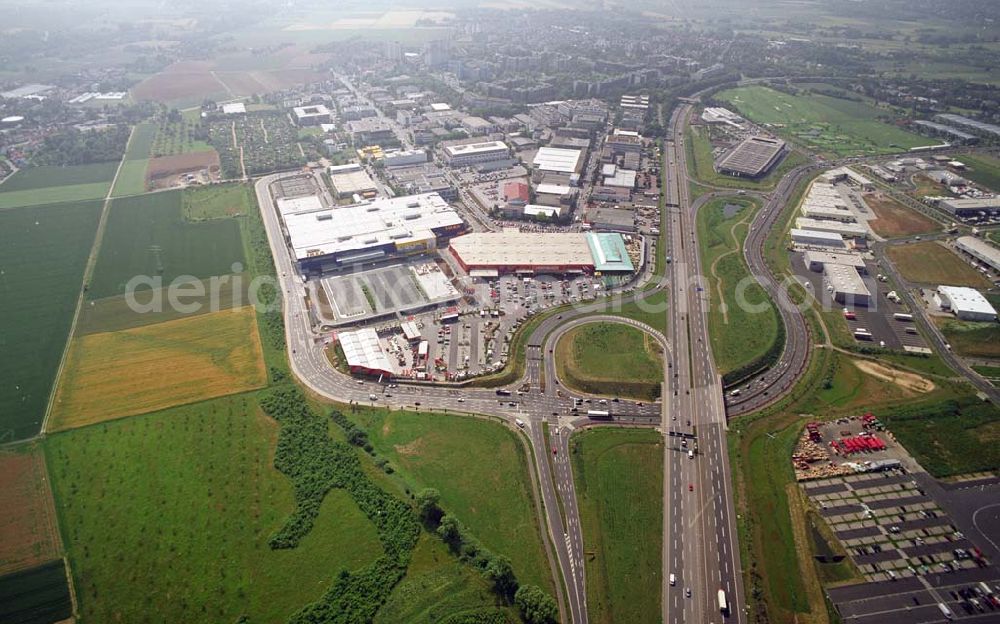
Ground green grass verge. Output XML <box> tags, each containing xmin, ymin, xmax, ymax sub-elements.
<box><xmin>555</xmin><ymin>322</ymin><xmax>663</xmax><ymax>401</ymax></box>
<box><xmin>45</xmin><ymin>392</ymin><xmax>385</xmax><ymax>624</ymax></box>
<box><xmin>0</xmin><ymin>200</ymin><xmax>103</xmax><ymax>441</ymax></box>
<box><xmin>351</xmin><ymin>408</ymin><xmax>554</xmax><ymax>593</ymax></box>
<box><xmin>696</xmin><ymin>196</ymin><xmax>780</xmax><ymax>376</ymax></box>
<box><xmin>972</xmin><ymin>365</ymin><xmax>1000</xmax><ymax>387</ymax></box>
<box><xmin>610</xmin><ymin>286</ymin><xmax>668</xmax><ymax>336</ymax></box>
<box><xmin>571</xmin><ymin>428</ymin><xmax>663</xmax><ymax>624</ymax></box>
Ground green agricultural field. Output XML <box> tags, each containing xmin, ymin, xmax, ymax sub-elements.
<box><xmin>46</xmin><ymin>393</ymin><xmax>385</xmax><ymax>623</ymax></box>
<box><xmin>571</xmin><ymin>428</ymin><xmax>662</xmax><ymax>624</ymax></box>
<box><xmin>717</xmin><ymin>85</ymin><xmax>929</xmax><ymax>157</ymax></box>
<box><xmin>111</xmin><ymin>122</ymin><xmax>156</xmax><ymax>197</ymax></box>
<box><xmin>958</xmin><ymin>153</ymin><xmax>1000</xmax><ymax>191</ymax></box>
<box><xmin>0</xmin><ymin>201</ymin><xmax>102</xmax><ymax>442</ymax></box>
<box><xmin>183</xmin><ymin>183</ymin><xmax>254</xmax><ymax>220</ymax></box>
<box><xmin>878</xmin><ymin>396</ymin><xmax>1000</xmax><ymax>477</ymax></box>
<box><xmin>887</xmin><ymin>241</ymin><xmax>992</xmax><ymax>288</ymax></box>
<box><xmin>353</xmin><ymin>409</ymin><xmax>553</xmax><ymax>592</ymax></box>
<box><xmin>697</xmin><ymin>196</ymin><xmax>780</xmax><ymax>376</ymax></box>
<box><xmin>0</xmin><ymin>182</ymin><xmax>113</xmax><ymax>210</ymax></box>
<box><xmin>686</xmin><ymin>123</ymin><xmax>810</xmax><ymax>191</ymax></box>
<box><xmin>87</xmin><ymin>190</ymin><xmax>245</xmax><ymax>299</ymax></box>
<box><xmin>110</xmin><ymin>159</ymin><xmax>148</xmax><ymax>197</ymax></box>
<box><xmin>555</xmin><ymin>322</ymin><xmax>663</xmax><ymax>401</ymax></box>
<box><xmin>123</xmin><ymin>122</ymin><xmax>156</xmax><ymax>160</ymax></box>
<box><xmin>0</xmin><ymin>162</ymin><xmax>119</xmax><ymax>192</ymax></box>
<box><xmin>374</xmin><ymin>532</ymin><xmax>520</xmax><ymax>624</ymax></box>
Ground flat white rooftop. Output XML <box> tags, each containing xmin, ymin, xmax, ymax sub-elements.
<box><xmin>795</xmin><ymin>218</ymin><xmax>868</xmax><ymax>236</ymax></box>
<box><xmin>444</xmin><ymin>140</ymin><xmax>508</xmax><ymax>157</ymax></box>
<box><xmin>824</xmin><ymin>264</ymin><xmax>870</xmax><ymax>297</ymax></box>
<box><xmin>791</xmin><ymin>228</ymin><xmax>845</xmax><ymax>244</ymax></box>
<box><xmin>536</xmin><ymin>183</ymin><xmax>573</xmax><ymax>196</ymax></box>
<box><xmin>451</xmin><ymin>232</ymin><xmax>592</xmax><ymax>267</ymax></box>
<box><xmin>339</xmin><ymin>327</ymin><xmax>396</xmax><ymax>374</ymax></box>
<box><xmin>803</xmin><ymin>250</ymin><xmax>866</xmax><ymax>270</ymax></box>
<box><xmin>938</xmin><ymin>285</ymin><xmax>997</xmax><ymax>316</ymax></box>
<box><xmin>533</xmin><ymin>147</ymin><xmax>583</xmax><ymax>173</ymax></box>
<box><xmin>284</xmin><ymin>193</ymin><xmax>462</xmax><ymax>261</ymax></box>
<box><xmin>276</xmin><ymin>194</ymin><xmax>324</xmax><ymax>216</ymax></box>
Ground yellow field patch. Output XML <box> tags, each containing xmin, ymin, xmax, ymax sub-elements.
<box><xmin>49</xmin><ymin>306</ymin><xmax>266</xmax><ymax>431</ymax></box>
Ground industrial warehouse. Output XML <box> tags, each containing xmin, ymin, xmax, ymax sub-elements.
<box><xmin>280</xmin><ymin>193</ymin><xmax>465</xmax><ymax>275</ymax></box>
<box><xmin>448</xmin><ymin>231</ymin><xmax>636</xmax><ymax>276</ymax></box>
<box><xmin>716</xmin><ymin>135</ymin><xmax>787</xmax><ymax>177</ymax></box>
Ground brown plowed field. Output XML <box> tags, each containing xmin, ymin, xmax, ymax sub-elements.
<box><xmin>132</xmin><ymin>65</ymin><xmax>228</xmax><ymax>103</ymax></box>
<box><xmin>0</xmin><ymin>446</ymin><xmax>62</xmax><ymax>575</ymax></box>
<box><xmin>865</xmin><ymin>193</ymin><xmax>940</xmax><ymax>238</ymax></box>
<box><xmin>146</xmin><ymin>151</ymin><xmax>220</xmax><ymax>181</ymax></box>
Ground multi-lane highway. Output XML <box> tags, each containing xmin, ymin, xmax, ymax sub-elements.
<box><xmin>660</xmin><ymin>102</ymin><xmax>746</xmax><ymax>624</ymax></box>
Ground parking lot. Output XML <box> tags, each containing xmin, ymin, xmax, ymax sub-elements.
<box><xmin>790</xmin><ymin>252</ymin><xmax>931</xmax><ymax>352</ymax></box>
<box><xmin>316</xmin><ymin>260</ymin><xmax>461</xmax><ymax>326</ymax></box>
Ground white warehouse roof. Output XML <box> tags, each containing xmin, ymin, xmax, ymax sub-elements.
<box><xmin>283</xmin><ymin>193</ymin><xmax>462</xmax><ymax>261</ymax></box>
<box><xmin>339</xmin><ymin>327</ymin><xmax>396</xmax><ymax>375</ymax></box>
<box><xmin>937</xmin><ymin>286</ymin><xmax>997</xmax><ymax>318</ymax></box>
<box><xmin>533</xmin><ymin>147</ymin><xmax>583</xmax><ymax>173</ymax></box>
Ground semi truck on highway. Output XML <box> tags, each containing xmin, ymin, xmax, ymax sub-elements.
<box><xmin>718</xmin><ymin>589</ymin><xmax>729</xmax><ymax>615</ymax></box>
<box><xmin>587</xmin><ymin>410</ymin><xmax>611</xmax><ymax>419</ymax></box>
<box><xmin>496</xmin><ymin>389</ymin><xmax>512</xmax><ymax>396</ymax></box>
<box><xmin>893</xmin><ymin>313</ymin><xmax>914</xmax><ymax>321</ymax></box>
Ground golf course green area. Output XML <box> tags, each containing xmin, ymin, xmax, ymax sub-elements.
<box><xmin>716</xmin><ymin>85</ymin><xmax>928</xmax><ymax>157</ymax></box>
<box><xmin>555</xmin><ymin>322</ymin><xmax>664</xmax><ymax>401</ymax></box>
<box><xmin>571</xmin><ymin>428</ymin><xmax>662</xmax><ymax>624</ymax></box>
<box><xmin>0</xmin><ymin>200</ymin><xmax>102</xmax><ymax>442</ymax></box>
<box><xmin>351</xmin><ymin>409</ymin><xmax>553</xmax><ymax>592</ymax></box>
<box><xmin>45</xmin><ymin>393</ymin><xmax>385</xmax><ymax>623</ymax></box>
<box><xmin>696</xmin><ymin>196</ymin><xmax>780</xmax><ymax>378</ymax></box>
<box><xmin>87</xmin><ymin>190</ymin><xmax>245</xmax><ymax>299</ymax></box>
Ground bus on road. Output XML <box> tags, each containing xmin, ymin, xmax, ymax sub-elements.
<box><xmin>587</xmin><ymin>410</ymin><xmax>611</xmax><ymax>420</ymax></box>
<box><xmin>718</xmin><ymin>589</ymin><xmax>729</xmax><ymax>615</ymax></box>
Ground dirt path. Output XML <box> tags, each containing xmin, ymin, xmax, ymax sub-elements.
<box><xmin>853</xmin><ymin>359</ymin><xmax>935</xmax><ymax>393</ymax></box>
<box><xmin>41</xmin><ymin>126</ymin><xmax>134</xmax><ymax>436</ymax></box>
<box><xmin>230</xmin><ymin>121</ymin><xmax>247</xmax><ymax>180</ymax></box>
<box><xmin>707</xmin><ymin>210</ymin><xmax>753</xmax><ymax>325</ymax></box>
<box><xmin>260</xmin><ymin>118</ymin><xmax>269</xmax><ymax>143</ymax></box>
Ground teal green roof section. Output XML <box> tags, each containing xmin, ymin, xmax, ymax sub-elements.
<box><xmin>586</xmin><ymin>232</ymin><xmax>635</xmax><ymax>272</ymax></box>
